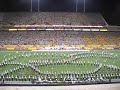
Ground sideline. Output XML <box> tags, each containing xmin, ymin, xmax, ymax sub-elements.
<box><xmin>0</xmin><ymin>83</ymin><xmax>120</xmax><ymax>90</ymax></box>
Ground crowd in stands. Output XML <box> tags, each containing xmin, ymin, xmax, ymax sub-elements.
<box><xmin>0</xmin><ymin>31</ymin><xmax>119</xmax><ymax>47</ymax></box>
<box><xmin>0</xmin><ymin>12</ymin><xmax>106</xmax><ymax>26</ymax></box>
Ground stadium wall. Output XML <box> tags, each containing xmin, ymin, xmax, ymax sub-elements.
<box><xmin>0</xmin><ymin>45</ymin><xmax>119</xmax><ymax>51</ymax></box>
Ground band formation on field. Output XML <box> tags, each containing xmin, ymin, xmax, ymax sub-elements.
<box><xmin>0</xmin><ymin>50</ymin><xmax>120</xmax><ymax>84</ymax></box>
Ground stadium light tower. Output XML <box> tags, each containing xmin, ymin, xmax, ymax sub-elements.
<box><xmin>76</xmin><ymin>0</ymin><xmax>86</xmax><ymax>13</ymax></box>
<box><xmin>84</xmin><ymin>0</ymin><xmax>86</xmax><ymax>13</ymax></box>
<box><xmin>31</xmin><ymin>0</ymin><xmax>33</xmax><ymax>12</ymax></box>
<box><xmin>38</xmin><ymin>0</ymin><xmax>40</xmax><ymax>12</ymax></box>
<box><xmin>76</xmin><ymin>0</ymin><xmax>78</xmax><ymax>12</ymax></box>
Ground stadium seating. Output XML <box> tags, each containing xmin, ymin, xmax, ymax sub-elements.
<box><xmin>0</xmin><ymin>31</ymin><xmax>119</xmax><ymax>50</ymax></box>
<box><xmin>0</xmin><ymin>12</ymin><xmax>106</xmax><ymax>26</ymax></box>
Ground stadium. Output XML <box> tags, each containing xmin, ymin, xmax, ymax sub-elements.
<box><xmin>0</xmin><ymin>0</ymin><xmax>120</xmax><ymax>89</ymax></box>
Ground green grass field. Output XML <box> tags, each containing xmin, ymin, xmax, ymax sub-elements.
<box><xmin>0</xmin><ymin>50</ymin><xmax>120</xmax><ymax>81</ymax></box>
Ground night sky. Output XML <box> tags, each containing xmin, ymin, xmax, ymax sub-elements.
<box><xmin>0</xmin><ymin>0</ymin><xmax>120</xmax><ymax>25</ymax></box>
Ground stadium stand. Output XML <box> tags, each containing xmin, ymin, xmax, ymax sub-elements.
<box><xmin>0</xmin><ymin>12</ymin><xmax>106</xmax><ymax>26</ymax></box>
<box><xmin>0</xmin><ymin>31</ymin><xmax>119</xmax><ymax>50</ymax></box>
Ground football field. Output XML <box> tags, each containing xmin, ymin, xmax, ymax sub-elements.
<box><xmin>0</xmin><ymin>50</ymin><xmax>120</xmax><ymax>82</ymax></box>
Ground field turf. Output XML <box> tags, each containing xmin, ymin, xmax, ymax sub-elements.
<box><xmin>0</xmin><ymin>50</ymin><xmax>120</xmax><ymax>81</ymax></box>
